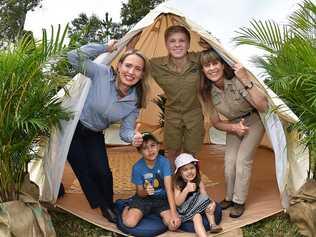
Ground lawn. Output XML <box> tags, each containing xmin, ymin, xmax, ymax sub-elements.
<box><xmin>49</xmin><ymin>208</ymin><xmax>302</xmax><ymax>237</ymax></box>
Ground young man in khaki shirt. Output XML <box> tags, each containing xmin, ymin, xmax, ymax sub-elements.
<box><xmin>150</xmin><ymin>26</ymin><xmax>205</xmax><ymax>164</ymax></box>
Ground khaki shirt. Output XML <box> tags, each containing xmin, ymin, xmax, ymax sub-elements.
<box><xmin>211</xmin><ymin>77</ymin><xmax>254</xmax><ymax>120</ymax></box>
<box><xmin>149</xmin><ymin>53</ymin><xmax>201</xmax><ymax>115</ymax></box>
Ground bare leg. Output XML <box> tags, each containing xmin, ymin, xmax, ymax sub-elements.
<box><xmin>205</xmin><ymin>202</ymin><xmax>216</xmax><ymax>225</ymax></box>
<box><xmin>205</xmin><ymin>201</ymin><xmax>222</xmax><ymax>233</ymax></box>
<box><xmin>193</xmin><ymin>213</ymin><xmax>208</xmax><ymax>237</ymax></box>
<box><xmin>122</xmin><ymin>206</ymin><xmax>143</xmax><ymax>228</ymax></box>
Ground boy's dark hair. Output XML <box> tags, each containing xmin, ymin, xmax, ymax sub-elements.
<box><xmin>136</xmin><ymin>132</ymin><xmax>159</xmax><ymax>151</ymax></box>
<box><xmin>174</xmin><ymin>162</ymin><xmax>201</xmax><ymax>191</ymax></box>
<box><xmin>164</xmin><ymin>25</ymin><xmax>191</xmax><ymax>42</ymax></box>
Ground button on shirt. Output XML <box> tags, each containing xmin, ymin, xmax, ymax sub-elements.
<box><xmin>150</xmin><ymin>53</ymin><xmax>202</xmax><ymax>114</ymax></box>
<box><xmin>68</xmin><ymin>43</ymin><xmax>138</xmax><ymax>143</ymax></box>
<box><xmin>211</xmin><ymin>77</ymin><xmax>253</xmax><ymax>120</ymax></box>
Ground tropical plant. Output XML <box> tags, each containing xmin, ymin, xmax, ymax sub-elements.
<box><xmin>234</xmin><ymin>0</ymin><xmax>316</xmax><ymax>179</ymax></box>
<box><xmin>152</xmin><ymin>94</ymin><xmax>167</xmax><ymax>128</ymax></box>
<box><xmin>0</xmin><ymin>25</ymin><xmax>71</xmax><ymax>202</ymax></box>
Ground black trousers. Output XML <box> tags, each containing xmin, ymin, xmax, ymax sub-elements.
<box><xmin>67</xmin><ymin>121</ymin><xmax>113</xmax><ymax>209</ymax></box>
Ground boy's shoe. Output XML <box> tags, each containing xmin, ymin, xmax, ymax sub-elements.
<box><xmin>210</xmin><ymin>224</ymin><xmax>223</xmax><ymax>233</ymax></box>
<box><xmin>229</xmin><ymin>203</ymin><xmax>245</xmax><ymax>218</ymax></box>
<box><xmin>220</xmin><ymin>199</ymin><xmax>234</xmax><ymax>209</ymax></box>
<box><xmin>101</xmin><ymin>206</ymin><xmax>117</xmax><ymax>223</ymax></box>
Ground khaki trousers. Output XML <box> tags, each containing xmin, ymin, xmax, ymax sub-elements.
<box><xmin>224</xmin><ymin>112</ymin><xmax>264</xmax><ymax>204</ymax></box>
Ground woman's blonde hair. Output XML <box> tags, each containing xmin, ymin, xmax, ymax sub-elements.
<box><xmin>117</xmin><ymin>49</ymin><xmax>150</xmax><ymax>109</ymax></box>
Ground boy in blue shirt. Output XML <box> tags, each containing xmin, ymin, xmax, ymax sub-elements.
<box><xmin>122</xmin><ymin>132</ymin><xmax>181</xmax><ymax>230</ymax></box>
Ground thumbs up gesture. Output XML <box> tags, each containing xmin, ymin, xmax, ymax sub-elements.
<box><xmin>232</xmin><ymin>118</ymin><xmax>250</xmax><ymax>137</ymax></box>
<box><xmin>132</xmin><ymin>123</ymin><xmax>143</xmax><ymax>147</ymax></box>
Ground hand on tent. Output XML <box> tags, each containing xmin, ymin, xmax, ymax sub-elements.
<box><xmin>107</xmin><ymin>39</ymin><xmax>118</xmax><ymax>53</ymax></box>
<box><xmin>231</xmin><ymin>119</ymin><xmax>249</xmax><ymax>137</ymax></box>
<box><xmin>233</xmin><ymin>63</ymin><xmax>250</xmax><ymax>81</ymax></box>
<box><xmin>132</xmin><ymin>123</ymin><xmax>143</xmax><ymax>147</ymax></box>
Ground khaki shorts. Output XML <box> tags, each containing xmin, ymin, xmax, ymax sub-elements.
<box><xmin>164</xmin><ymin>109</ymin><xmax>204</xmax><ymax>153</ymax></box>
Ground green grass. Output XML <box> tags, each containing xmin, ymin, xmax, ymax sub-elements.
<box><xmin>243</xmin><ymin>213</ymin><xmax>302</xmax><ymax>237</ymax></box>
<box><xmin>49</xmin><ymin>208</ymin><xmax>302</xmax><ymax>237</ymax></box>
<box><xmin>49</xmin><ymin>209</ymin><xmax>122</xmax><ymax>237</ymax></box>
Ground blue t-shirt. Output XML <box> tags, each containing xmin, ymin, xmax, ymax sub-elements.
<box><xmin>132</xmin><ymin>155</ymin><xmax>172</xmax><ymax>198</ymax></box>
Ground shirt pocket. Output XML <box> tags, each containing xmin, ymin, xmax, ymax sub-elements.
<box><xmin>212</xmin><ymin>93</ymin><xmax>222</xmax><ymax>106</ymax></box>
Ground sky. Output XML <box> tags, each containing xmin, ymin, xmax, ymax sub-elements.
<box><xmin>25</xmin><ymin>0</ymin><xmax>302</xmax><ymax>77</ymax></box>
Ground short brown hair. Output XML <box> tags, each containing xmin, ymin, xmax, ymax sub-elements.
<box><xmin>164</xmin><ymin>25</ymin><xmax>191</xmax><ymax>42</ymax></box>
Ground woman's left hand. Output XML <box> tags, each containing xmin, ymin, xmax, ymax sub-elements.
<box><xmin>132</xmin><ymin>123</ymin><xmax>143</xmax><ymax>147</ymax></box>
<box><xmin>233</xmin><ymin>63</ymin><xmax>249</xmax><ymax>81</ymax></box>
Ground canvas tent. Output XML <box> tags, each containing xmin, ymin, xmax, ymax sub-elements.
<box><xmin>29</xmin><ymin>3</ymin><xmax>309</xmax><ymax>211</ymax></box>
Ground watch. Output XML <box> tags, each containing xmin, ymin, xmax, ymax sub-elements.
<box><xmin>244</xmin><ymin>81</ymin><xmax>254</xmax><ymax>90</ymax></box>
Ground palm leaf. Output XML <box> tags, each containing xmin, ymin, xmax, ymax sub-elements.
<box><xmin>234</xmin><ymin>19</ymin><xmax>290</xmax><ymax>54</ymax></box>
<box><xmin>0</xmin><ymin>25</ymin><xmax>71</xmax><ymax>202</ymax></box>
<box><xmin>234</xmin><ymin>1</ymin><xmax>316</xmax><ymax>178</ymax></box>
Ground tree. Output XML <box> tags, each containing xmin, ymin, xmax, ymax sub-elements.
<box><xmin>68</xmin><ymin>0</ymin><xmax>165</xmax><ymax>47</ymax></box>
<box><xmin>68</xmin><ymin>12</ymin><xmax>126</xmax><ymax>47</ymax></box>
<box><xmin>68</xmin><ymin>13</ymin><xmax>103</xmax><ymax>46</ymax></box>
<box><xmin>234</xmin><ymin>0</ymin><xmax>316</xmax><ymax>178</ymax></box>
<box><xmin>121</xmin><ymin>0</ymin><xmax>165</xmax><ymax>30</ymax></box>
<box><xmin>0</xmin><ymin>0</ymin><xmax>42</xmax><ymax>44</ymax></box>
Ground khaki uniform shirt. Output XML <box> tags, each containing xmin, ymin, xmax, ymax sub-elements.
<box><xmin>149</xmin><ymin>53</ymin><xmax>204</xmax><ymax>152</ymax></box>
<box><xmin>211</xmin><ymin>77</ymin><xmax>254</xmax><ymax>121</ymax></box>
<box><xmin>150</xmin><ymin>53</ymin><xmax>202</xmax><ymax>115</ymax></box>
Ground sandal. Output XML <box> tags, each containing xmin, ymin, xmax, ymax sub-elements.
<box><xmin>210</xmin><ymin>224</ymin><xmax>223</xmax><ymax>233</ymax></box>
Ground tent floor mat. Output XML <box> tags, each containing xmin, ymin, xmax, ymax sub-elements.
<box><xmin>57</xmin><ymin>144</ymin><xmax>282</xmax><ymax>236</ymax></box>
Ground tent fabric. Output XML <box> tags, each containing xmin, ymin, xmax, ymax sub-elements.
<box><xmin>288</xmin><ymin>180</ymin><xmax>316</xmax><ymax>237</ymax></box>
<box><xmin>29</xmin><ymin>3</ymin><xmax>309</xmax><ymax>206</ymax></box>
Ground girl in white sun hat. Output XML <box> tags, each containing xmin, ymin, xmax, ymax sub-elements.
<box><xmin>174</xmin><ymin>153</ymin><xmax>222</xmax><ymax>236</ymax></box>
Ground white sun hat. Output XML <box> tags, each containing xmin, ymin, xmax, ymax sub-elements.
<box><xmin>174</xmin><ymin>153</ymin><xmax>199</xmax><ymax>173</ymax></box>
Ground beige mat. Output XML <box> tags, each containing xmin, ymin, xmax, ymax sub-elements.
<box><xmin>67</xmin><ymin>146</ymin><xmax>217</xmax><ymax>196</ymax></box>
<box><xmin>57</xmin><ymin>145</ymin><xmax>282</xmax><ymax>236</ymax></box>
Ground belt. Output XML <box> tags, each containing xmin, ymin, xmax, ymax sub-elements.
<box><xmin>78</xmin><ymin>121</ymin><xmax>103</xmax><ymax>135</ymax></box>
<box><xmin>233</xmin><ymin>109</ymin><xmax>256</xmax><ymax>121</ymax></box>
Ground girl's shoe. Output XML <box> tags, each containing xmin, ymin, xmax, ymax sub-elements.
<box><xmin>210</xmin><ymin>224</ymin><xmax>223</xmax><ymax>233</ymax></box>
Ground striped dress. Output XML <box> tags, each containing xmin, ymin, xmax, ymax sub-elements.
<box><xmin>177</xmin><ymin>191</ymin><xmax>211</xmax><ymax>222</ymax></box>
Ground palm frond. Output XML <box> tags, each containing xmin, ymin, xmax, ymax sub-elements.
<box><xmin>289</xmin><ymin>0</ymin><xmax>316</xmax><ymax>38</ymax></box>
<box><xmin>152</xmin><ymin>94</ymin><xmax>166</xmax><ymax>128</ymax></box>
<box><xmin>234</xmin><ymin>1</ymin><xmax>316</xmax><ymax>178</ymax></box>
<box><xmin>234</xmin><ymin>19</ymin><xmax>290</xmax><ymax>54</ymax></box>
<box><xmin>0</xmin><ymin>25</ymin><xmax>71</xmax><ymax>202</ymax></box>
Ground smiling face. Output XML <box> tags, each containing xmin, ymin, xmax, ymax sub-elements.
<box><xmin>179</xmin><ymin>162</ymin><xmax>197</xmax><ymax>182</ymax></box>
<box><xmin>202</xmin><ymin>59</ymin><xmax>225</xmax><ymax>84</ymax></box>
<box><xmin>165</xmin><ymin>32</ymin><xmax>190</xmax><ymax>59</ymax></box>
<box><xmin>117</xmin><ymin>54</ymin><xmax>145</xmax><ymax>89</ymax></box>
<box><xmin>140</xmin><ymin>140</ymin><xmax>160</xmax><ymax>163</ymax></box>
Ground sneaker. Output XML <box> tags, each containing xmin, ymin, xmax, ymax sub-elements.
<box><xmin>210</xmin><ymin>224</ymin><xmax>223</xmax><ymax>233</ymax></box>
<box><xmin>229</xmin><ymin>203</ymin><xmax>245</xmax><ymax>218</ymax></box>
<box><xmin>220</xmin><ymin>199</ymin><xmax>233</xmax><ymax>209</ymax></box>
<box><xmin>101</xmin><ymin>206</ymin><xmax>117</xmax><ymax>223</ymax></box>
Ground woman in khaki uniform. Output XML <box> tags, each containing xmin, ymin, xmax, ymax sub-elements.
<box><xmin>199</xmin><ymin>50</ymin><xmax>268</xmax><ymax>218</ymax></box>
